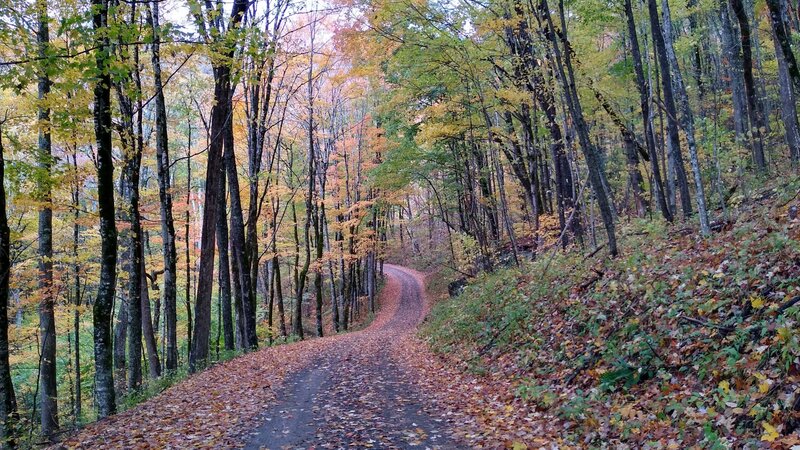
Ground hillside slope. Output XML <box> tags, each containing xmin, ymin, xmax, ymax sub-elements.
<box><xmin>421</xmin><ymin>190</ymin><xmax>800</xmax><ymax>447</ymax></box>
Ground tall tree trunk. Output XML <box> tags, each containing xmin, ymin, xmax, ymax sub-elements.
<box><xmin>146</xmin><ymin>0</ymin><xmax>178</xmax><ymax>373</ymax></box>
<box><xmin>185</xmin><ymin>125</ymin><xmax>193</xmax><ymax>363</ymax></box>
<box><xmin>216</xmin><ymin>162</ymin><xmax>235</xmax><ymax>351</ymax></box>
<box><xmin>661</xmin><ymin>0</ymin><xmax>711</xmax><ymax>235</ymax></box>
<box><xmin>314</xmin><ymin>235</ymin><xmax>324</xmax><ymax>337</ymax></box>
<box><xmin>273</xmin><ymin>253</ymin><xmax>287</xmax><ymax>338</ymax></box>
<box><xmin>36</xmin><ymin>0</ymin><xmax>58</xmax><ymax>436</ymax></box>
<box><xmin>126</xmin><ymin>147</ymin><xmax>143</xmax><ymax>391</ymax></box>
<box><xmin>112</xmin><ymin>15</ymin><xmax>145</xmax><ymax>389</ymax></box>
<box><xmin>719</xmin><ymin>0</ymin><xmax>749</xmax><ymax>140</ymax></box>
<box><xmin>189</xmin><ymin>0</ymin><xmax>249</xmax><ymax>372</ymax></box>
<box><xmin>224</xmin><ymin>122</ymin><xmax>258</xmax><ymax>350</ymax></box>
<box><xmin>70</xmin><ymin>151</ymin><xmax>81</xmax><ymax>424</ymax></box>
<box><xmin>314</xmin><ymin>196</ymin><xmax>325</xmax><ymax>337</ymax></box>
<box><xmin>113</xmin><ymin>296</ymin><xmax>127</xmax><ymax>389</ymax></box>
<box><xmin>324</xmin><ymin>214</ymin><xmax>339</xmax><ymax>333</ymax></box>
<box><xmin>730</xmin><ymin>0</ymin><xmax>768</xmax><ymax>171</ymax></box>
<box><xmin>766</xmin><ymin>0</ymin><xmax>800</xmax><ymax>94</ymax></box>
<box><xmin>541</xmin><ymin>0</ymin><xmax>618</xmax><ymax>256</ymax></box>
<box><xmin>623</xmin><ymin>0</ymin><xmax>672</xmax><ymax>222</ymax></box>
<box><xmin>139</xmin><ymin>231</ymin><xmax>161</xmax><ymax>378</ymax></box>
<box><xmin>121</xmin><ymin>43</ymin><xmax>145</xmax><ymax>392</ymax></box>
<box><xmin>190</xmin><ymin>66</ymin><xmax>229</xmax><ymax>371</ymax></box>
<box><xmin>92</xmin><ymin>0</ymin><xmax>117</xmax><ymax>417</ymax></box>
<box><xmin>648</xmin><ymin>0</ymin><xmax>693</xmax><ymax>219</ymax></box>
<box><xmin>295</xmin><ymin>38</ymin><xmax>318</xmax><ymax>339</ymax></box>
<box><xmin>768</xmin><ymin>0</ymin><xmax>800</xmax><ymax>164</ymax></box>
<box><xmin>140</xmin><ymin>266</ymin><xmax>161</xmax><ymax>379</ymax></box>
<box><xmin>0</xmin><ymin>124</ymin><xmax>18</xmax><ymax>446</ymax></box>
<box><xmin>291</xmin><ymin>200</ymin><xmax>305</xmax><ymax>339</ymax></box>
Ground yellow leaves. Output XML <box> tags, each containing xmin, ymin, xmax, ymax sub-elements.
<box><xmin>761</xmin><ymin>421</ymin><xmax>779</xmax><ymax>442</ymax></box>
<box><xmin>718</xmin><ymin>380</ymin><xmax>730</xmax><ymax>394</ymax></box>
<box><xmin>778</xmin><ymin>327</ymin><xmax>792</xmax><ymax>343</ymax></box>
<box><xmin>750</xmin><ymin>295</ymin><xmax>765</xmax><ymax>309</ymax></box>
<box><xmin>618</xmin><ymin>403</ymin><xmax>638</xmax><ymax>419</ymax></box>
<box><xmin>494</xmin><ymin>88</ymin><xmax>531</xmax><ymax>107</ymax></box>
<box><xmin>753</xmin><ymin>372</ymin><xmax>771</xmax><ymax>394</ymax></box>
<box><xmin>511</xmin><ymin>442</ymin><xmax>528</xmax><ymax>450</ymax></box>
<box><xmin>415</xmin><ymin>121</ymin><xmax>466</xmax><ymax>145</ymax></box>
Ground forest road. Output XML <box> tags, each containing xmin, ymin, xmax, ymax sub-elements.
<box><xmin>244</xmin><ymin>265</ymin><xmax>460</xmax><ymax>450</ymax></box>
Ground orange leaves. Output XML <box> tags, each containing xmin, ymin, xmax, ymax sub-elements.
<box><xmin>59</xmin><ymin>338</ymin><xmax>335</xmax><ymax>449</ymax></box>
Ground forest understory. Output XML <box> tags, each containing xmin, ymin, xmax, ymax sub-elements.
<box><xmin>52</xmin><ymin>266</ymin><xmax>552</xmax><ymax>449</ymax></box>
<box><xmin>54</xmin><ymin>183</ymin><xmax>800</xmax><ymax>449</ymax></box>
<box><xmin>417</xmin><ymin>181</ymin><xmax>800</xmax><ymax>448</ymax></box>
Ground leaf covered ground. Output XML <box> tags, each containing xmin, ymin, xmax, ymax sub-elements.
<box><xmin>55</xmin><ymin>336</ymin><xmax>337</xmax><ymax>448</ymax></box>
<box><xmin>55</xmin><ymin>266</ymin><xmax>474</xmax><ymax>449</ymax></box>
<box><xmin>53</xmin><ymin>187</ymin><xmax>800</xmax><ymax>449</ymax></box>
<box><xmin>244</xmin><ymin>266</ymin><xmax>457</xmax><ymax>449</ymax></box>
<box><xmin>420</xmin><ymin>186</ymin><xmax>800</xmax><ymax>448</ymax></box>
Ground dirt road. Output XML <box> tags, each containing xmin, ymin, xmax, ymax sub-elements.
<box><xmin>244</xmin><ymin>265</ymin><xmax>458</xmax><ymax>449</ymax></box>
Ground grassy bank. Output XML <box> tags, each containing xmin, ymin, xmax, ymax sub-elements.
<box><xmin>421</xmin><ymin>186</ymin><xmax>800</xmax><ymax>447</ymax></box>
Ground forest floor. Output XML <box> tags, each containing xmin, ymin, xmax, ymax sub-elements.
<box><xmin>57</xmin><ymin>265</ymin><xmax>545</xmax><ymax>449</ymax></box>
<box><xmin>419</xmin><ymin>182</ymin><xmax>800</xmax><ymax>448</ymax></box>
<box><xmin>242</xmin><ymin>266</ymin><xmax>456</xmax><ymax>449</ymax></box>
<box><xmin>54</xmin><ymin>185</ymin><xmax>800</xmax><ymax>449</ymax></box>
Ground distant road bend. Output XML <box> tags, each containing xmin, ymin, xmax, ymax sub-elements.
<box><xmin>245</xmin><ymin>265</ymin><xmax>460</xmax><ymax>449</ymax></box>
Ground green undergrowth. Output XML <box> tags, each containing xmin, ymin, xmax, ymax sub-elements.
<box><xmin>422</xmin><ymin>184</ymin><xmax>800</xmax><ymax>447</ymax></box>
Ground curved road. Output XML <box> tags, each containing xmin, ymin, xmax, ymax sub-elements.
<box><xmin>245</xmin><ymin>265</ymin><xmax>458</xmax><ymax>449</ymax></box>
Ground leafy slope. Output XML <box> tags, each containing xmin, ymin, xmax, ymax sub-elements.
<box><xmin>421</xmin><ymin>194</ymin><xmax>800</xmax><ymax>447</ymax></box>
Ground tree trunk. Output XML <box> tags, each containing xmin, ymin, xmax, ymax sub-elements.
<box><xmin>648</xmin><ymin>0</ymin><xmax>693</xmax><ymax>219</ymax></box>
<box><xmin>660</xmin><ymin>0</ymin><xmax>711</xmax><ymax>235</ymax></box>
<box><xmin>184</xmin><ymin>127</ymin><xmax>193</xmax><ymax>364</ymax></box>
<box><xmin>140</xmin><ymin>266</ymin><xmax>161</xmax><ymax>379</ymax></box>
<box><xmin>730</xmin><ymin>0</ymin><xmax>768</xmax><ymax>171</ymax></box>
<box><xmin>216</xmin><ymin>168</ymin><xmax>235</xmax><ymax>351</ymax></box>
<box><xmin>623</xmin><ymin>0</ymin><xmax>672</xmax><ymax>222</ymax></box>
<box><xmin>113</xmin><ymin>296</ymin><xmax>127</xmax><ymax>389</ymax></box>
<box><xmin>314</xmin><ymin>239</ymin><xmax>324</xmax><ymax>338</ymax></box>
<box><xmin>190</xmin><ymin>63</ymin><xmax>229</xmax><ymax>371</ymax></box>
<box><xmin>273</xmin><ymin>254</ymin><xmax>287</xmax><ymax>338</ymax></box>
<box><xmin>224</xmin><ymin>121</ymin><xmax>258</xmax><ymax>350</ymax></box>
<box><xmin>766</xmin><ymin>0</ymin><xmax>800</xmax><ymax>94</ymax></box>
<box><xmin>93</xmin><ymin>0</ymin><xmax>118</xmax><ymax>416</ymax></box>
<box><xmin>292</xmin><ymin>200</ymin><xmax>305</xmax><ymax>339</ymax></box>
<box><xmin>769</xmin><ymin>0</ymin><xmax>800</xmax><ymax>164</ymax></box>
<box><xmin>146</xmin><ymin>0</ymin><xmax>178</xmax><ymax>373</ymax></box>
<box><xmin>122</xmin><ymin>42</ymin><xmax>145</xmax><ymax>391</ymax></box>
<box><xmin>36</xmin><ymin>0</ymin><xmax>58</xmax><ymax>436</ymax></box>
<box><xmin>70</xmin><ymin>151</ymin><xmax>81</xmax><ymax>424</ymax></box>
<box><xmin>541</xmin><ymin>0</ymin><xmax>618</xmax><ymax>256</ymax></box>
<box><xmin>719</xmin><ymin>0</ymin><xmax>749</xmax><ymax>140</ymax></box>
<box><xmin>189</xmin><ymin>0</ymin><xmax>249</xmax><ymax>372</ymax></box>
<box><xmin>0</xmin><ymin>124</ymin><xmax>18</xmax><ymax>446</ymax></box>
<box><xmin>314</xmin><ymin>198</ymin><xmax>325</xmax><ymax>337</ymax></box>
<box><xmin>295</xmin><ymin>39</ymin><xmax>318</xmax><ymax>339</ymax></box>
